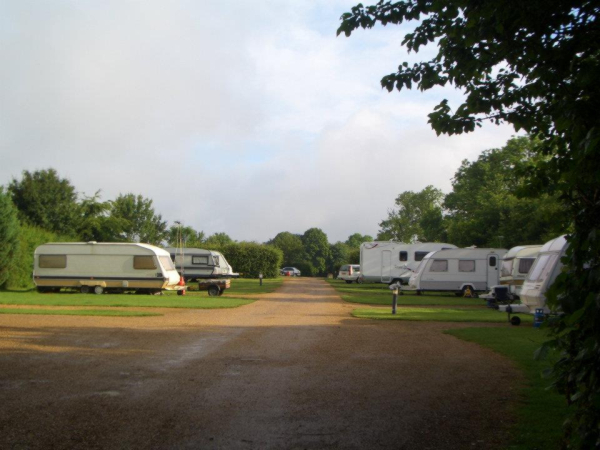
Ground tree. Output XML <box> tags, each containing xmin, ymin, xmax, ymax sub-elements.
<box><xmin>444</xmin><ymin>136</ymin><xmax>570</xmax><ymax>248</ymax></box>
<box><xmin>9</xmin><ymin>169</ymin><xmax>79</xmax><ymax>235</ymax></box>
<box><xmin>109</xmin><ymin>194</ymin><xmax>168</xmax><ymax>245</ymax></box>
<box><xmin>205</xmin><ymin>232</ymin><xmax>233</xmax><ymax>248</ymax></box>
<box><xmin>328</xmin><ymin>242</ymin><xmax>351</xmax><ymax>274</ymax></box>
<box><xmin>339</xmin><ymin>2</ymin><xmax>600</xmax><ymax>446</ymax></box>
<box><xmin>167</xmin><ymin>225</ymin><xmax>206</xmax><ymax>248</ymax></box>
<box><xmin>302</xmin><ymin>228</ymin><xmax>331</xmax><ymax>276</ymax></box>
<box><xmin>377</xmin><ymin>186</ymin><xmax>444</xmax><ymax>242</ymax></box>
<box><xmin>0</xmin><ymin>188</ymin><xmax>20</xmax><ymax>289</ymax></box>
<box><xmin>77</xmin><ymin>191</ymin><xmax>127</xmax><ymax>242</ymax></box>
<box><xmin>268</xmin><ymin>232</ymin><xmax>305</xmax><ymax>266</ymax></box>
<box><xmin>345</xmin><ymin>233</ymin><xmax>373</xmax><ymax>249</ymax></box>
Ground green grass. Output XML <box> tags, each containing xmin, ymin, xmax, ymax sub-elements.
<box><xmin>0</xmin><ymin>290</ymin><xmax>255</xmax><ymax>309</ymax></box>
<box><xmin>220</xmin><ymin>277</ymin><xmax>283</xmax><ymax>295</ymax></box>
<box><xmin>0</xmin><ymin>308</ymin><xmax>161</xmax><ymax>317</ymax></box>
<box><xmin>326</xmin><ymin>278</ymin><xmax>484</xmax><ymax>306</ymax></box>
<box><xmin>352</xmin><ymin>307</ymin><xmax>534</xmax><ymax>323</ymax></box>
<box><xmin>446</xmin><ymin>327</ymin><xmax>568</xmax><ymax>450</ymax></box>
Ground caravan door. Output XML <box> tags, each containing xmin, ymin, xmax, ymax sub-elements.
<box><xmin>487</xmin><ymin>254</ymin><xmax>499</xmax><ymax>288</ymax></box>
<box><xmin>381</xmin><ymin>250</ymin><xmax>392</xmax><ymax>283</ymax></box>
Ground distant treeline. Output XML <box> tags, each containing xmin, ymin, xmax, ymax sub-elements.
<box><xmin>0</xmin><ymin>136</ymin><xmax>570</xmax><ymax>288</ymax></box>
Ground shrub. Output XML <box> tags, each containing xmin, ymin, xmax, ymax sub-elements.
<box><xmin>0</xmin><ymin>188</ymin><xmax>21</xmax><ymax>289</ymax></box>
<box><xmin>220</xmin><ymin>242</ymin><xmax>283</xmax><ymax>278</ymax></box>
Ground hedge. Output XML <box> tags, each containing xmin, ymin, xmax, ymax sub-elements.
<box><xmin>219</xmin><ymin>242</ymin><xmax>283</xmax><ymax>278</ymax></box>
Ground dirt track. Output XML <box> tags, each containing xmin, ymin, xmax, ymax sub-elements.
<box><xmin>0</xmin><ymin>278</ymin><xmax>520</xmax><ymax>449</ymax></box>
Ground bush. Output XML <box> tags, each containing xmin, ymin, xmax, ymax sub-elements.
<box><xmin>220</xmin><ymin>242</ymin><xmax>283</xmax><ymax>278</ymax></box>
<box><xmin>6</xmin><ymin>225</ymin><xmax>76</xmax><ymax>289</ymax></box>
<box><xmin>0</xmin><ymin>188</ymin><xmax>20</xmax><ymax>289</ymax></box>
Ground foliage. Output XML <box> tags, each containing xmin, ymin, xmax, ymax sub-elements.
<box><xmin>345</xmin><ymin>233</ymin><xmax>373</xmax><ymax>248</ymax></box>
<box><xmin>220</xmin><ymin>242</ymin><xmax>282</xmax><ymax>278</ymax></box>
<box><xmin>77</xmin><ymin>191</ymin><xmax>126</xmax><ymax>242</ymax></box>
<box><xmin>377</xmin><ymin>185</ymin><xmax>444</xmax><ymax>242</ymax></box>
<box><xmin>339</xmin><ymin>1</ymin><xmax>599</xmax><ymax>446</ymax></box>
<box><xmin>301</xmin><ymin>228</ymin><xmax>331</xmax><ymax>276</ymax></box>
<box><xmin>348</xmin><ymin>247</ymin><xmax>360</xmax><ymax>264</ymax></box>
<box><xmin>444</xmin><ymin>136</ymin><xmax>570</xmax><ymax>248</ymax></box>
<box><xmin>0</xmin><ymin>188</ymin><xmax>20</xmax><ymax>289</ymax></box>
<box><xmin>167</xmin><ymin>224</ymin><xmax>206</xmax><ymax>248</ymax></box>
<box><xmin>204</xmin><ymin>232</ymin><xmax>234</xmax><ymax>248</ymax></box>
<box><xmin>6</xmin><ymin>224</ymin><xmax>76</xmax><ymax>290</ymax></box>
<box><xmin>352</xmin><ymin>307</ymin><xmax>533</xmax><ymax>323</ymax></box>
<box><xmin>109</xmin><ymin>193</ymin><xmax>168</xmax><ymax>245</ymax></box>
<box><xmin>8</xmin><ymin>169</ymin><xmax>79</xmax><ymax>235</ymax></box>
<box><xmin>268</xmin><ymin>232</ymin><xmax>305</xmax><ymax>266</ymax></box>
<box><xmin>328</xmin><ymin>242</ymin><xmax>350</xmax><ymax>274</ymax></box>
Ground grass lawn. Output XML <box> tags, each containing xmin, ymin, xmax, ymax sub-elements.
<box><xmin>326</xmin><ymin>279</ymin><xmax>484</xmax><ymax>306</ymax></box>
<box><xmin>0</xmin><ymin>290</ymin><xmax>255</xmax><ymax>309</ymax></box>
<box><xmin>0</xmin><ymin>308</ymin><xmax>161</xmax><ymax>317</ymax></box>
<box><xmin>446</xmin><ymin>327</ymin><xmax>568</xmax><ymax>450</ymax></box>
<box><xmin>352</xmin><ymin>307</ymin><xmax>534</xmax><ymax>323</ymax></box>
<box><xmin>0</xmin><ymin>277</ymin><xmax>283</xmax><ymax>309</ymax></box>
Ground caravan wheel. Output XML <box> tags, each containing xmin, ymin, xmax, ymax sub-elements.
<box><xmin>94</xmin><ymin>286</ymin><xmax>104</xmax><ymax>295</ymax></box>
<box><xmin>80</xmin><ymin>286</ymin><xmax>90</xmax><ymax>294</ymax></box>
<box><xmin>207</xmin><ymin>285</ymin><xmax>220</xmax><ymax>297</ymax></box>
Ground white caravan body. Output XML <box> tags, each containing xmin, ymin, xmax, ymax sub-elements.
<box><xmin>499</xmin><ymin>245</ymin><xmax>542</xmax><ymax>298</ymax></box>
<box><xmin>164</xmin><ymin>247</ymin><xmax>238</xmax><ymax>281</ymax></box>
<box><xmin>360</xmin><ymin>241</ymin><xmax>458</xmax><ymax>284</ymax></box>
<box><xmin>408</xmin><ymin>248</ymin><xmax>507</xmax><ymax>294</ymax></box>
<box><xmin>33</xmin><ymin>242</ymin><xmax>181</xmax><ymax>293</ymax></box>
<box><xmin>517</xmin><ymin>235</ymin><xmax>568</xmax><ymax>314</ymax></box>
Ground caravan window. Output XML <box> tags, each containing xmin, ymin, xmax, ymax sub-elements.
<box><xmin>430</xmin><ymin>260</ymin><xmax>448</xmax><ymax>272</ymax></box>
<box><xmin>458</xmin><ymin>260</ymin><xmax>476</xmax><ymax>272</ymax></box>
<box><xmin>134</xmin><ymin>256</ymin><xmax>157</xmax><ymax>270</ymax></box>
<box><xmin>159</xmin><ymin>256</ymin><xmax>176</xmax><ymax>271</ymax></box>
<box><xmin>415</xmin><ymin>251</ymin><xmax>429</xmax><ymax>262</ymax></box>
<box><xmin>39</xmin><ymin>255</ymin><xmax>67</xmax><ymax>269</ymax></box>
<box><xmin>489</xmin><ymin>256</ymin><xmax>497</xmax><ymax>267</ymax></box>
<box><xmin>399</xmin><ymin>251</ymin><xmax>407</xmax><ymax>262</ymax></box>
<box><xmin>213</xmin><ymin>255</ymin><xmax>220</xmax><ymax>266</ymax></box>
<box><xmin>192</xmin><ymin>256</ymin><xmax>209</xmax><ymax>265</ymax></box>
<box><xmin>500</xmin><ymin>259</ymin><xmax>514</xmax><ymax>277</ymax></box>
<box><xmin>518</xmin><ymin>258</ymin><xmax>535</xmax><ymax>274</ymax></box>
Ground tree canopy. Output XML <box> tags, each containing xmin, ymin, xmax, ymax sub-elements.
<box><xmin>339</xmin><ymin>1</ymin><xmax>600</xmax><ymax>446</ymax></box>
<box><xmin>0</xmin><ymin>188</ymin><xmax>20</xmax><ymax>289</ymax></box>
<box><xmin>109</xmin><ymin>193</ymin><xmax>168</xmax><ymax>245</ymax></box>
<box><xmin>302</xmin><ymin>228</ymin><xmax>331</xmax><ymax>276</ymax></box>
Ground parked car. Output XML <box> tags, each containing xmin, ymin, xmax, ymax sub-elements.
<box><xmin>281</xmin><ymin>267</ymin><xmax>301</xmax><ymax>276</ymax></box>
<box><xmin>338</xmin><ymin>264</ymin><xmax>362</xmax><ymax>284</ymax></box>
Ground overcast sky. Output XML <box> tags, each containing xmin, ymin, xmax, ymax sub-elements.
<box><xmin>0</xmin><ymin>1</ymin><xmax>518</xmax><ymax>243</ymax></box>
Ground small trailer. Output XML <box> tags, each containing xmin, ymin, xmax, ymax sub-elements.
<box><xmin>33</xmin><ymin>242</ymin><xmax>182</xmax><ymax>294</ymax></box>
<box><xmin>197</xmin><ymin>279</ymin><xmax>231</xmax><ymax>296</ymax></box>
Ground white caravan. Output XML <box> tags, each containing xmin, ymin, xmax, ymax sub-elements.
<box><xmin>407</xmin><ymin>248</ymin><xmax>507</xmax><ymax>295</ymax></box>
<box><xmin>164</xmin><ymin>247</ymin><xmax>238</xmax><ymax>281</ymax></box>
<box><xmin>500</xmin><ymin>235</ymin><xmax>568</xmax><ymax>314</ymax></box>
<box><xmin>360</xmin><ymin>241</ymin><xmax>458</xmax><ymax>284</ymax></box>
<box><xmin>33</xmin><ymin>242</ymin><xmax>181</xmax><ymax>294</ymax></box>
<box><xmin>499</xmin><ymin>245</ymin><xmax>542</xmax><ymax>298</ymax></box>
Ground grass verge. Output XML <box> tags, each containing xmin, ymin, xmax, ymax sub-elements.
<box><xmin>352</xmin><ymin>307</ymin><xmax>534</xmax><ymax>323</ymax></box>
<box><xmin>0</xmin><ymin>308</ymin><xmax>161</xmax><ymax>317</ymax></box>
<box><xmin>445</xmin><ymin>327</ymin><xmax>568</xmax><ymax>450</ymax></box>
<box><xmin>0</xmin><ymin>290</ymin><xmax>255</xmax><ymax>309</ymax></box>
<box><xmin>326</xmin><ymin>278</ymin><xmax>483</xmax><ymax>306</ymax></box>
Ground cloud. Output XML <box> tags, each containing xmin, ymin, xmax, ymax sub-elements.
<box><xmin>1</xmin><ymin>1</ymin><xmax>521</xmax><ymax>244</ymax></box>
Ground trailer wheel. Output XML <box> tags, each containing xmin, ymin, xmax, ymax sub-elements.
<box><xmin>207</xmin><ymin>285</ymin><xmax>220</xmax><ymax>297</ymax></box>
<box><xmin>80</xmin><ymin>286</ymin><xmax>90</xmax><ymax>294</ymax></box>
<box><xmin>345</xmin><ymin>280</ymin><xmax>353</xmax><ymax>284</ymax></box>
<box><xmin>94</xmin><ymin>286</ymin><xmax>104</xmax><ymax>295</ymax></box>
<box><xmin>510</xmin><ymin>316</ymin><xmax>521</xmax><ymax>326</ymax></box>
<box><xmin>218</xmin><ymin>289</ymin><xmax>224</xmax><ymax>296</ymax></box>
<box><xmin>356</xmin><ymin>278</ymin><xmax>363</xmax><ymax>284</ymax></box>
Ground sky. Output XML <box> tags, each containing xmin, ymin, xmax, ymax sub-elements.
<box><xmin>0</xmin><ymin>1</ymin><xmax>519</xmax><ymax>243</ymax></box>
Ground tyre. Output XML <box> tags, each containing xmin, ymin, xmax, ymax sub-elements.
<box><xmin>345</xmin><ymin>280</ymin><xmax>352</xmax><ymax>284</ymax></box>
<box><xmin>80</xmin><ymin>286</ymin><xmax>90</xmax><ymax>294</ymax></box>
<box><xmin>510</xmin><ymin>316</ymin><xmax>521</xmax><ymax>326</ymax></box>
<box><xmin>356</xmin><ymin>277</ymin><xmax>363</xmax><ymax>284</ymax></box>
<box><xmin>208</xmin><ymin>285</ymin><xmax>220</xmax><ymax>296</ymax></box>
<box><xmin>94</xmin><ymin>286</ymin><xmax>104</xmax><ymax>295</ymax></box>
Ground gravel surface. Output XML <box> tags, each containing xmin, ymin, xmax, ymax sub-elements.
<box><xmin>0</xmin><ymin>278</ymin><xmax>520</xmax><ymax>449</ymax></box>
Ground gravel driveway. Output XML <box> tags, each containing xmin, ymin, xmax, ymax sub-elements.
<box><xmin>0</xmin><ymin>278</ymin><xmax>520</xmax><ymax>449</ymax></box>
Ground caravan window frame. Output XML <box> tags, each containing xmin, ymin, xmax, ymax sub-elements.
<box><xmin>415</xmin><ymin>251</ymin><xmax>429</xmax><ymax>262</ymax></box>
<box><xmin>159</xmin><ymin>256</ymin><xmax>176</xmax><ymax>271</ymax></box>
<box><xmin>518</xmin><ymin>258</ymin><xmax>535</xmax><ymax>274</ymax></box>
<box><xmin>192</xmin><ymin>255</ymin><xmax>209</xmax><ymax>265</ymax></box>
<box><xmin>458</xmin><ymin>260</ymin><xmax>476</xmax><ymax>272</ymax></box>
<box><xmin>430</xmin><ymin>260</ymin><xmax>448</xmax><ymax>272</ymax></box>
<box><xmin>39</xmin><ymin>255</ymin><xmax>67</xmax><ymax>269</ymax></box>
<box><xmin>399</xmin><ymin>251</ymin><xmax>408</xmax><ymax>262</ymax></box>
<box><xmin>134</xmin><ymin>256</ymin><xmax>157</xmax><ymax>270</ymax></box>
